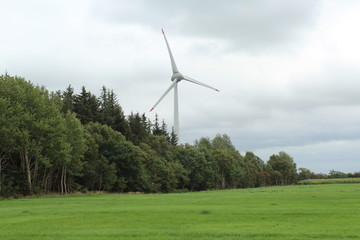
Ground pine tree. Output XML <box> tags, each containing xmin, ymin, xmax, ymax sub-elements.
<box><xmin>61</xmin><ymin>85</ymin><xmax>75</xmax><ymax>113</ymax></box>
<box><xmin>73</xmin><ymin>86</ymin><xmax>100</xmax><ymax>124</ymax></box>
<box><xmin>128</xmin><ymin>112</ymin><xmax>150</xmax><ymax>145</ymax></box>
<box><xmin>152</xmin><ymin>114</ymin><xmax>169</xmax><ymax>139</ymax></box>
<box><xmin>152</xmin><ymin>114</ymin><xmax>162</xmax><ymax>135</ymax></box>
<box><xmin>170</xmin><ymin>127</ymin><xmax>178</xmax><ymax>146</ymax></box>
<box><xmin>99</xmin><ymin>86</ymin><xmax>129</xmax><ymax>137</ymax></box>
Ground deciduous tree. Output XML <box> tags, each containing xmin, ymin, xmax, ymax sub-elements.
<box><xmin>267</xmin><ymin>152</ymin><xmax>297</xmax><ymax>185</ymax></box>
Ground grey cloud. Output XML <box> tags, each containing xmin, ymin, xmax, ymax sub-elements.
<box><xmin>288</xmin><ymin>66</ymin><xmax>360</xmax><ymax>108</ymax></box>
<box><xmin>180</xmin><ymin>61</ymin><xmax>360</xmax><ymax>151</ymax></box>
<box><xmin>90</xmin><ymin>0</ymin><xmax>320</xmax><ymax>51</ymax></box>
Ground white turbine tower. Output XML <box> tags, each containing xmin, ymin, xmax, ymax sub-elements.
<box><xmin>150</xmin><ymin>29</ymin><xmax>220</xmax><ymax>139</ymax></box>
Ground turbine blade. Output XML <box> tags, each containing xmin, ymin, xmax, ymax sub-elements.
<box><xmin>162</xmin><ymin>29</ymin><xmax>179</xmax><ymax>74</ymax></box>
<box><xmin>150</xmin><ymin>81</ymin><xmax>177</xmax><ymax>111</ymax></box>
<box><xmin>183</xmin><ymin>75</ymin><xmax>220</xmax><ymax>92</ymax></box>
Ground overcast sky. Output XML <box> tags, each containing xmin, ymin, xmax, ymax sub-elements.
<box><xmin>1</xmin><ymin>0</ymin><xmax>360</xmax><ymax>173</ymax></box>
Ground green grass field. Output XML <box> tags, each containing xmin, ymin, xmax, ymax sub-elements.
<box><xmin>1</xmin><ymin>184</ymin><xmax>360</xmax><ymax>240</ymax></box>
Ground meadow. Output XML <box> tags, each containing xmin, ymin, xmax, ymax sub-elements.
<box><xmin>1</xmin><ymin>184</ymin><xmax>360</xmax><ymax>240</ymax></box>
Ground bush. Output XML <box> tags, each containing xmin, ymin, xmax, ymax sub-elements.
<box><xmin>298</xmin><ymin>178</ymin><xmax>360</xmax><ymax>185</ymax></box>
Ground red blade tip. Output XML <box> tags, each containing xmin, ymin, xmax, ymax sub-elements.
<box><xmin>215</xmin><ymin>89</ymin><xmax>220</xmax><ymax>92</ymax></box>
<box><xmin>162</xmin><ymin>29</ymin><xmax>164</xmax><ymax>34</ymax></box>
<box><xmin>150</xmin><ymin>107</ymin><xmax>154</xmax><ymax>112</ymax></box>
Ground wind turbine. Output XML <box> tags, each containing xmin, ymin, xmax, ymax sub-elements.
<box><xmin>150</xmin><ymin>29</ymin><xmax>219</xmax><ymax>139</ymax></box>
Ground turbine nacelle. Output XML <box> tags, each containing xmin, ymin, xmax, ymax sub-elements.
<box><xmin>171</xmin><ymin>72</ymin><xmax>184</xmax><ymax>82</ymax></box>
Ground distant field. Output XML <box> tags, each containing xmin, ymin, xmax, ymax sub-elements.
<box><xmin>1</xmin><ymin>184</ymin><xmax>360</xmax><ymax>240</ymax></box>
<box><xmin>298</xmin><ymin>178</ymin><xmax>360</xmax><ymax>185</ymax></box>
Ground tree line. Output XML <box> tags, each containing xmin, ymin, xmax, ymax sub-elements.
<box><xmin>0</xmin><ymin>74</ymin><xmax>353</xmax><ymax>197</ymax></box>
<box><xmin>297</xmin><ymin>168</ymin><xmax>360</xmax><ymax>180</ymax></box>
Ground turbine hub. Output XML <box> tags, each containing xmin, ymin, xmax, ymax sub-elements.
<box><xmin>171</xmin><ymin>72</ymin><xmax>184</xmax><ymax>82</ymax></box>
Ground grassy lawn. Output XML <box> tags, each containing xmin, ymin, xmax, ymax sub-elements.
<box><xmin>1</xmin><ymin>184</ymin><xmax>360</xmax><ymax>240</ymax></box>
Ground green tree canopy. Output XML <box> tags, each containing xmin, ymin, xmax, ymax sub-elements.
<box><xmin>267</xmin><ymin>152</ymin><xmax>297</xmax><ymax>185</ymax></box>
<box><xmin>0</xmin><ymin>75</ymin><xmax>76</xmax><ymax>195</ymax></box>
